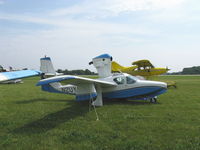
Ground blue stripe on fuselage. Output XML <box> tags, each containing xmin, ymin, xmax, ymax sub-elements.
<box><xmin>75</xmin><ymin>86</ymin><xmax>166</xmax><ymax>102</ymax></box>
<box><xmin>103</xmin><ymin>86</ymin><xmax>167</xmax><ymax>99</ymax></box>
<box><xmin>41</xmin><ymin>84</ymin><xmax>64</xmax><ymax>94</ymax></box>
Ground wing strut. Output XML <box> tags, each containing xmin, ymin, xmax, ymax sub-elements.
<box><xmin>92</xmin><ymin>84</ymin><xmax>103</xmax><ymax>106</ymax></box>
<box><xmin>89</xmin><ymin>93</ymin><xmax>100</xmax><ymax>121</ymax></box>
<box><xmin>88</xmin><ymin>84</ymin><xmax>103</xmax><ymax>120</ymax></box>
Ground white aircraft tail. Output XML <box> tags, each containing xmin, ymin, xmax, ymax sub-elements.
<box><xmin>40</xmin><ymin>56</ymin><xmax>56</xmax><ymax>76</ymax></box>
<box><xmin>39</xmin><ymin>56</ymin><xmax>68</xmax><ymax>93</ymax></box>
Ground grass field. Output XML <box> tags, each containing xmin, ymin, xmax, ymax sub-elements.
<box><xmin>0</xmin><ymin>75</ymin><xmax>200</xmax><ymax>150</ymax></box>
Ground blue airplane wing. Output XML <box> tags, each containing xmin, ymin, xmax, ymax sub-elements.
<box><xmin>0</xmin><ymin>70</ymin><xmax>41</xmax><ymax>83</ymax></box>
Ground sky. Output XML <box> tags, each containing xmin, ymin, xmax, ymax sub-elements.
<box><xmin>0</xmin><ymin>0</ymin><xmax>200</xmax><ymax>72</ymax></box>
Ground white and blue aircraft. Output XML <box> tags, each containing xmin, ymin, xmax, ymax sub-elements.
<box><xmin>0</xmin><ymin>70</ymin><xmax>41</xmax><ymax>84</ymax></box>
<box><xmin>36</xmin><ymin>54</ymin><xmax>167</xmax><ymax>106</ymax></box>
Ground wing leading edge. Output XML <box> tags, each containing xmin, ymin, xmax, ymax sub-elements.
<box><xmin>36</xmin><ymin>75</ymin><xmax>117</xmax><ymax>87</ymax></box>
<box><xmin>132</xmin><ymin>60</ymin><xmax>154</xmax><ymax>68</ymax></box>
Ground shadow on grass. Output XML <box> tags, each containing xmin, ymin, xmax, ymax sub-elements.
<box><xmin>12</xmin><ymin>98</ymin><xmax>157</xmax><ymax>135</ymax></box>
<box><xmin>12</xmin><ymin>99</ymin><xmax>89</xmax><ymax>135</ymax></box>
<box><xmin>15</xmin><ymin>98</ymin><xmax>68</xmax><ymax>104</ymax></box>
<box><xmin>15</xmin><ymin>98</ymin><xmax>156</xmax><ymax>105</ymax></box>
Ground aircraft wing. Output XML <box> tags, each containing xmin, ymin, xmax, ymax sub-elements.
<box><xmin>132</xmin><ymin>60</ymin><xmax>154</xmax><ymax>68</ymax></box>
<box><xmin>36</xmin><ymin>75</ymin><xmax>117</xmax><ymax>87</ymax></box>
<box><xmin>0</xmin><ymin>70</ymin><xmax>41</xmax><ymax>83</ymax></box>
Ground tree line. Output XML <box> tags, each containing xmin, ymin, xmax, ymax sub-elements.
<box><xmin>168</xmin><ymin>66</ymin><xmax>200</xmax><ymax>75</ymax></box>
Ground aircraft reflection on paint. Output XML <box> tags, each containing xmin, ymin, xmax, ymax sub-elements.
<box><xmin>36</xmin><ymin>54</ymin><xmax>167</xmax><ymax>106</ymax></box>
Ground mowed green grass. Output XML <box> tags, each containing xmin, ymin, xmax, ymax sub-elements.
<box><xmin>0</xmin><ymin>76</ymin><xmax>200</xmax><ymax>150</ymax></box>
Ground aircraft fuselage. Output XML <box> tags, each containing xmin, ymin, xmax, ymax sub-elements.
<box><xmin>51</xmin><ymin>73</ymin><xmax>167</xmax><ymax>101</ymax></box>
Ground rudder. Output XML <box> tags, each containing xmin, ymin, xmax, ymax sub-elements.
<box><xmin>40</xmin><ymin>57</ymin><xmax>56</xmax><ymax>75</ymax></box>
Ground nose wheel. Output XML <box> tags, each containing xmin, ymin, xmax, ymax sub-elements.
<box><xmin>150</xmin><ymin>97</ymin><xmax>157</xmax><ymax>103</ymax></box>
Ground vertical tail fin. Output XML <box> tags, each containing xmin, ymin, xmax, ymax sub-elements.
<box><xmin>40</xmin><ymin>57</ymin><xmax>56</xmax><ymax>75</ymax></box>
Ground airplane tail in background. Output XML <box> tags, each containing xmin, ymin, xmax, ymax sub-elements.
<box><xmin>40</xmin><ymin>57</ymin><xmax>56</xmax><ymax>76</ymax></box>
<box><xmin>111</xmin><ymin>61</ymin><xmax>125</xmax><ymax>72</ymax></box>
<box><xmin>39</xmin><ymin>57</ymin><xmax>67</xmax><ymax>93</ymax></box>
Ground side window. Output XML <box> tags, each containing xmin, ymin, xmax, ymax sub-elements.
<box><xmin>113</xmin><ymin>77</ymin><xmax>125</xmax><ymax>85</ymax></box>
<box><xmin>126</xmin><ymin>76</ymin><xmax>136</xmax><ymax>84</ymax></box>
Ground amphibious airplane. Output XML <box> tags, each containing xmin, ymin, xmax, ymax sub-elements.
<box><xmin>36</xmin><ymin>54</ymin><xmax>167</xmax><ymax>106</ymax></box>
<box><xmin>112</xmin><ymin>60</ymin><xmax>169</xmax><ymax>77</ymax></box>
<box><xmin>0</xmin><ymin>70</ymin><xmax>41</xmax><ymax>84</ymax></box>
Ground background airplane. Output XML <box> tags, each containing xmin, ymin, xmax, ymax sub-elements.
<box><xmin>37</xmin><ymin>54</ymin><xmax>167</xmax><ymax>106</ymax></box>
<box><xmin>0</xmin><ymin>70</ymin><xmax>41</xmax><ymax>84</ymax></box>
<box><xmin>112</xmin><ymin>60</ymin><xmax>169</xmax><ymax>77</ymax></box>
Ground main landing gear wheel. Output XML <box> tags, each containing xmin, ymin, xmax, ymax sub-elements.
<box><xmin>150</xmin><ymin>97</ymin><xmax>157</xmax><ymax>103</ymax></box>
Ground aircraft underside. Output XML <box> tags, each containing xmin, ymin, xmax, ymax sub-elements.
<box><xmin>75</xmin><ymin>86</ymin><xmax>167</xmax><ymax>102</ymax></box>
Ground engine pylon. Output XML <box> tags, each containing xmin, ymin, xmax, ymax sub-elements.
<box><xmin>89</xmin><ymin>54</ymin><xmax>113</xmax><ymax>78</ymax></box>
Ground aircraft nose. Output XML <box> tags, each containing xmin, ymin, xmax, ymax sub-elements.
<box><xmin>138</xmin><ymin>80</ymin><xmax>167</xmax><ymax>97</ymax></box>
<box><xmin>156</xmin><ymin>81</ymin><xmax>167</xmax><ymax>96</ymax></box>
<box><xmin>143</xmin><ymin>80</ymin><xmax>167</xmax><ymax>89</ymax></box>
<box><xmin>147</xmin><ymin>81</ymin><xmax>167</xmax><ymax>96</ymax></box>
<box><xmin>139</xmin><ymin>80</ymin><xmax>168</xmax><ymax>94</ymax></box>
<box><xmin>157</xmin><ymin>81</ymin><xmax>167</xmax><ymax>89</ymax></box>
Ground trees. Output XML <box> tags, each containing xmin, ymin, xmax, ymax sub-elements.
<box><xmin>57</xmin><ymin>69</ymin><xmax>97</xmax><ymax>75</ymax></box>
<box><xmin>168</xmin><ymin>66</ymin><xmax>200</xmax><ymax>75</ymax></box>
<box><xmin>182</xmin><ymin>66</ymin><xmax>200</xmax><ymax>75</ymax></box>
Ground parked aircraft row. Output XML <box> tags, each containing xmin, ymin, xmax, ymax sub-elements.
<box><xmin>0</xmin><ymin>54</ymin><xmax>168</xmax><ymax>106</ymax></box>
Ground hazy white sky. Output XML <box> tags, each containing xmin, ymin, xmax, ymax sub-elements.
<box><xmin>0</xmin><ymin>0</ymin><xmax>200</xmax><ymax>72</ymax></box>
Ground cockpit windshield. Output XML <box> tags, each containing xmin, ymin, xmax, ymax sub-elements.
<box><xmin>126</xmin><ymin>76</ymin><xmax>137</xmax><ymax>84</ymax></box>
<box><xmin>113</xmin><ymin>77</ymin><xmax>125</xmax><ymax>85</ymax></box>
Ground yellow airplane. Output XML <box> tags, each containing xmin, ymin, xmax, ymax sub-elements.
<box><xmin>112</xmin><ymin>60</ymin><xmax>169</xmax><ymax>77</ymax></box>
